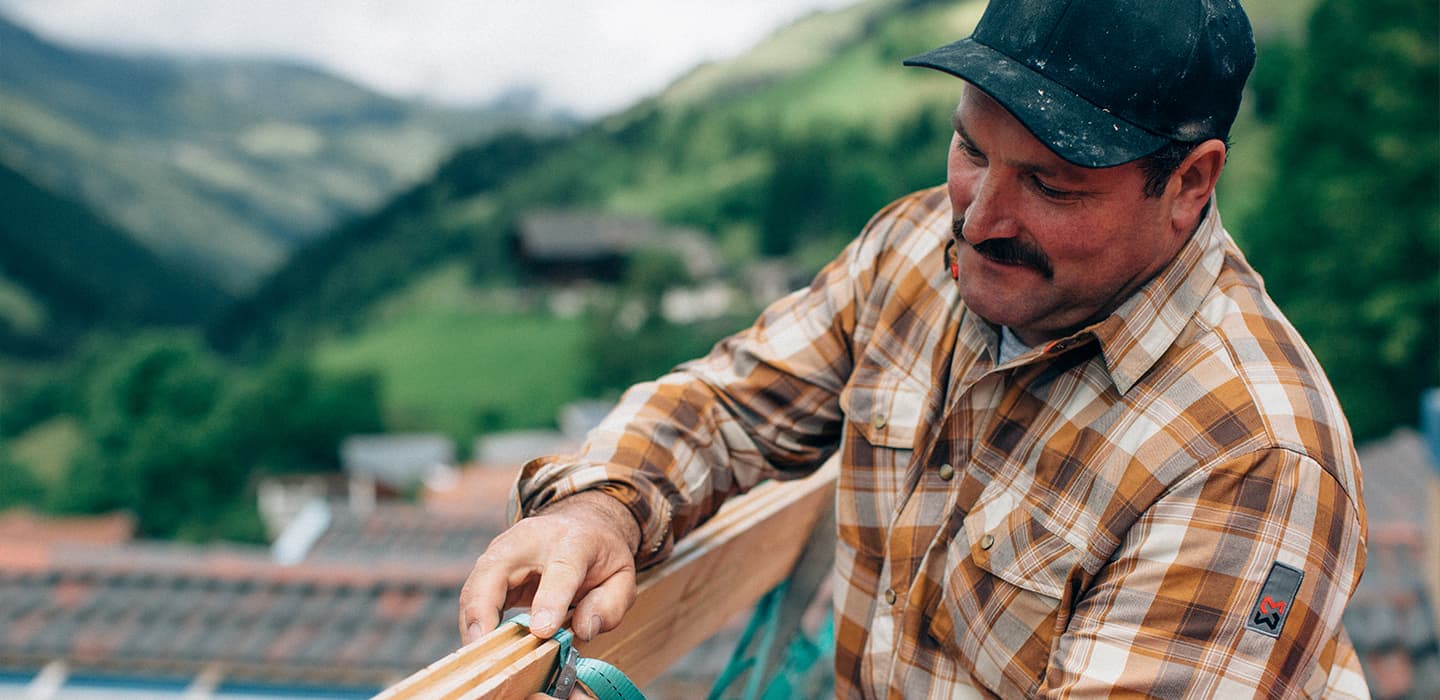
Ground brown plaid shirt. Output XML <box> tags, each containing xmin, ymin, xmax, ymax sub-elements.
<box><xmin>513</xmin><ymin>186</ymin><xmax>1369</xmax><ymax>698</ymax></box>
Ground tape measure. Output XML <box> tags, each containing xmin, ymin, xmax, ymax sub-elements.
<box><xmin>504</xmin><ymin>613</ymin><xmax>646</xmax><ymax>700</ymax></box>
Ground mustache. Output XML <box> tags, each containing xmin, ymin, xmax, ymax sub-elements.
<box><xmin>951</xmin><ymin>218</ymin><xmax>1054</xmax><ymax>280</ymax></box>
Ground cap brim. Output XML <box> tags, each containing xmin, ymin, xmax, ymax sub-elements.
<box><xmin>904</xmin><ymin>39</ymin><xmax>1166</xmax><ymax>168</ymax></box>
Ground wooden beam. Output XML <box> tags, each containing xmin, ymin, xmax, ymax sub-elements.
<box><xmin>377</xmin><ymin>624</ymin><xmax>536</xmax><ymax>699</ymax></box>
<box><xmin>574</xmin><ymin>461</ymin><xmax>837</xmax><ymax>685</ymax></box>
<box><xmin>377</xmin><ymin>460</ymin><xmax>838</xmax><ymax>700</ymax></box>
<box><xmin>459</xmin><ymin>638</ymin><xmax>564</xmax><ymax>699</ymax></box>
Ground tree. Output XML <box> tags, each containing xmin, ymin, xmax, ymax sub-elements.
<box><xmin>1242</xmin><ymin>0</ymin><xmax>1439</xmax><ymax>439</ymax></box>
<box><xmin>759</xmin><ymin>130</ymin><xmax>896</xmax><ymax>259</ymax></box>
<box><xmin>581</xmin><ymin>249</ymin><xmax>751</xmax><ymax>396</ymax></box>
<box><xmin>0</xmin><ymin>452</ymin><xmax>46</xmax><ymax>510</ymax></box>
<box><xmin>52</xmin><ymin>332</ymin><xmax>385</xmax><ymax>541</ymax></box>
<box><xmin>56</xmin><ymin>333</ymin><xmax>222</xmax><ymax>524</ymax></box>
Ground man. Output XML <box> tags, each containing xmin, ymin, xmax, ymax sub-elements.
<box><xmin>460</xmin><ymin>0</ymin><xmax>1369</xmax><ymax>696</ymax></box>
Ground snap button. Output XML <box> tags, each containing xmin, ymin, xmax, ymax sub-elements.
<box><xmin>871</xmin><ymin>412</ymin><xmax>888</xmax><ymax>431</ymax></box>
<box><xmin>884</xmin><ymin>588</ymin><xmax>897</xmax><ymax>605</ymax></box>
<box><xmin>937</xmin><ymin>463</ymin><xmax>955</xmax><ymax>481</ymax></box>
<box><xmin>980</xmin><ymin>534</ymin><xmax>995</xmax><ymax>551</ymax></box>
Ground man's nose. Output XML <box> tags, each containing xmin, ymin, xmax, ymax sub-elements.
<box><xmin>960</xmin><ymin>172</ymin><xmax>1020</xmax><ymax>244</ymax></box>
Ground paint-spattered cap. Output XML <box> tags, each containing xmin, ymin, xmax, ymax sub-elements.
<box><xmin>904</xmin><ymin>0</ymin><xmax>1255</xmax><ymax>168</ymax></box>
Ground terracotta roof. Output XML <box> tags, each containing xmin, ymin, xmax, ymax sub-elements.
<box><xmin>0</xmin><ymin>460</ymin><xmax>779</xmax><ymax>695</ymax></box>
<box><xmin>421</xmin><ymin>464</ymin><xmax>520</xmax><ymax>518</ymax></box>
<box><xmin>0</xmin><ymin>541</ymin><xmax>467</xmax><ymax>686</ymax></box>
<box><xmin>0</xmin><ymin>509</ymin><xmax>134</xmax><ymax>546</ymax></box>
<box><xmin>306</xmin><ymin>502</ymin><xmax>505</xmax><ymax>562</ymax></box>
<box><xmin>0</xmin><ymin>466</ymin><xmax>528</xmax><ymax>688</ymax></box>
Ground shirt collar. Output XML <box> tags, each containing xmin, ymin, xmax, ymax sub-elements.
<box><xmin>1090</xmin><ymin>198</ymin><xmax>1227</xmax><ymax>394</ymax></box>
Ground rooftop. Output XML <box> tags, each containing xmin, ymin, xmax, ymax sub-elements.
<box><xmin>0</xmin><ymin>541</ymin><xmax>467</xmax><ymax>688</ymax></box>
<box><xmin>1342</xmin><ymin>428</ymin><xmax>1440</xmax><ymax>699</ymax></box>
<box><xmin>0</xmin><ymin>475</ymin><xmax>510</xmax><ymax>694</ymax></box>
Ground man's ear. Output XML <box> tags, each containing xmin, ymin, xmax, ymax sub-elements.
<box><xmin>1168</xmin><ymin>139</ymin><xmax>1227</xmax><ymax>234</ymax></box>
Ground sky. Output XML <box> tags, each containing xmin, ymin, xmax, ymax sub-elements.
<box><xmin>0</xmin><ymin>0</ymin><xmax>859</xmax><ymax>117</ymax></box>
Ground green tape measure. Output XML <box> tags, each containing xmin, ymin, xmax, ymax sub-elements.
<box><xmin>505</xmin><ymin>613</ymin><xmax>646</xmax><ymax>700</ymax></box>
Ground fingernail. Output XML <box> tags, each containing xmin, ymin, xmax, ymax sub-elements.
<box><xmin>532</xmin><ymin>609</ymin><xmax>554</xmax><ymax>634</ymax></box>
<box><xmin>466</xmin><ymin>623</ymin><xmax>481</xmax><ymax>644</ymax></box>
<box><xmin>586</xmin><ymin>615</ymin><xmax>602</xmax><ymax>642</ymax></box>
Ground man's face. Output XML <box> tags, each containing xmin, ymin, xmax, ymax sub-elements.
<box><xmin>947</xmin><ymin>87</ymin><xmax>1186</xmax><ymax>346</ymax></box>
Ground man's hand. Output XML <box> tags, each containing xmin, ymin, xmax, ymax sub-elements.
<box><xmin>459</xmin><ymin>491</ymin><xmax>641</xmax><ymax>645</ymax></box>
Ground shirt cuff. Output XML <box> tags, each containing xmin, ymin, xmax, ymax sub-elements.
<box><xmin>508</xmin><ymin>456</ymin><xmax>675</xmax><ymax>570</ymax></box>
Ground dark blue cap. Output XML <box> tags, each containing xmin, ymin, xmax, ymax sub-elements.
<box><xmin>904</xmin><ymin>0</ymin><xmax>1255</xmax><ymax>167</ymax></box>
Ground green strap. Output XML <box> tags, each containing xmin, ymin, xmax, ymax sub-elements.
<box><xmin>575</xmin><ymin>659</ymin><xmax>647</xmax><ymax>700</ymax></box>
<box><xmin>706</xmin><ymin>586</ymin><xmax>836</xmax><ymax>700</ymax></box>
<box><xmin>505</xmin><ymin>613</ymin><xmax>646</xmax><ymax>700</ymax></box>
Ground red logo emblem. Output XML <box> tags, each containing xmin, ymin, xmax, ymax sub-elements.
<box><xmin>1252</xmin><ymin>596</ymin><xmax>1289</xmax><ymax>631</ymax></box>
<box><xmin>1259</xmin><ymin>596</ymin><xmax>1287</xmax><ymax>615</ymax></box>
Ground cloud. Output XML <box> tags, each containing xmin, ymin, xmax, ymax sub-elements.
<box><xmin>0</xmin><ymin>0</ymin><xmax>857</xmax><ymax>115</ymax></box>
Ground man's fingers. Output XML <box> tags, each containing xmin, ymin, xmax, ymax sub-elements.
<box><xmin>503</xmin><ymin>575</ymin><xmax>540</xmax><ymax>612</ymax></box>
<box><xmin>459</xmin><ymin>553</ymin><xmax>526</xmax><ymax>644</ymax></box>
<box><xmin>527</xmin><ymin>556</ymin><xmax>588</xmax><ymax>638</ymax></box>
<box><xmin>458</xmin><ymin>493</ymin><xmax>640</xmax><ymax>648</ymax></box>
<box><xmin>571</xmin><ymin>567</ymin><xmax>637</xmax><ymax>642</ymax></box>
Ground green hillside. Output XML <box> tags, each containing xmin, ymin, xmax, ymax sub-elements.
<box><xmin>212</xmin><ymin>0</ymin><xmax>969</xmax><ymax>351</ymax></box>
<box><xmin>0</xmin><ymin>160</ymin><xmax>227</xmax><ymax>356</ymax></box>
<box><xmin>0</xmin><ymin>13</ymin><xmax>558</xmax><ymax>292</ymax></box>
<box><xmin>210</xmin><ymin>0</ymin><xmax>1342</xmax><ymax>437</ymax></box>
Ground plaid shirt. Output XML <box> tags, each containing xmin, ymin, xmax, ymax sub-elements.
<box><xmin>513</xmin><ymin>186</ymin><xmax>1369</xmax><ymax>698</ymax></box>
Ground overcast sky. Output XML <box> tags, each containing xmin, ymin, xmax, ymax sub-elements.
<box><xmin>0</xmin><ymin>0</ymin><xmax>860</xmax><ymax>116</ymax></box>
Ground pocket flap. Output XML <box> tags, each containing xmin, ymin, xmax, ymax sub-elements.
<box><xmin>962</xmin><ymin>503</ymin><xmax>1083</xmax><ymax>600</ymax></box>
<box><xmin>840</xmin><ymin>381</ymin><xmax>925</xmax><ymax>449</ymax></box>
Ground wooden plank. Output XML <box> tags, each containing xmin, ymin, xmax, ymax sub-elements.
<box><xmin>575</xmin><ymin>461</ymin><xmax>837</xmax><ymax>686</ymax></box>
<box><xmin>377</xmin><ymin>625</ymin><xmax>530</xmax><ymax>699</ymax></box>
<box><xmin>459</xmin><ymin>640</ymin><xmax>563</xmax><ymax>699</ymax></box>
<box><xmin>376</xmin><ymin>460</ymin><xmax>838</xmax><ymax>700</ymax></box>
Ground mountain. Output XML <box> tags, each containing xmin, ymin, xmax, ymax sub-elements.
<box><xmin>0</xmin><ymin>160</ymin><xmax>227</xmax><ymax>356</ymax></box>
<box><xmin>211</xmin><ymin>0</ymin><xmax>972</xmax><ymax>351</ymax></box>
<box><xmin>211</xmin><ymin>0</ymin><xmax>1318</xmax><ymax>356</ymax></box>
<box><xmin>0</xmin><ymin>12</ymin><xmax>562</xmax><ymax>292</ymax></box>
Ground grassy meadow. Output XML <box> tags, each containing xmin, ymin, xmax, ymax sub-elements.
<box><xmin>314</xmin><ymin>265</ymin><xmax>587</xmax><ymax>442</ymax></box>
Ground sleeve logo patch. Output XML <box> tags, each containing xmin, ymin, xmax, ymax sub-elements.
<box><xmin>1246</xmin><ymin>562</ymin><xmax>1303</xmax><ymax>638</ymax></box>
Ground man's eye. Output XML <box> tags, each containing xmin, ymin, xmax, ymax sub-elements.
<box><xmin>1031</xmin><ymin>175</ymin><xmax>1074</xmax><ymax>199</ymax></box>
<box><xmin>958</xmin><ymin>139</ymin><xmax>987</xmax><ymax>163</ymax></box>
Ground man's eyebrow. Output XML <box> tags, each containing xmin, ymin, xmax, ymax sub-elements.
<box><xmin>951</xmin><ymin>108</ymin><xmax>972</xmax><ymax>146</ymax></box>
<box><xmin>952</xmin><ymin>116</ymin><xmax>992</xmax><ymax>160</ymax></box>
<box><xmin>953</xmin><ymin>108</ymin><xmax>1081</xmax><ymax>182</ymax></box>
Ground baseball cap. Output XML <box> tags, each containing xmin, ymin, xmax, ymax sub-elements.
<box><xmin>904</xmin><ymin>0</ymin><xmax>1256</xmax><ymax>168</ymax></box>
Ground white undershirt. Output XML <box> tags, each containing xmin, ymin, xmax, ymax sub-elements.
<box><xmin>998</xmin><ymin>326</ymin><xmax>1033</xmax><ymax>364</ymax></box>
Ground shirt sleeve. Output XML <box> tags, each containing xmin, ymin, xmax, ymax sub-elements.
<box><xmin>1042</xmin><ymin>447</ymin><xmax>1367</xmax><ymax>697</ymax></box>
<box><xmin>507</xmin><ymin>197</ymin><xmax>913</xmax><ymax>569</ymax></box>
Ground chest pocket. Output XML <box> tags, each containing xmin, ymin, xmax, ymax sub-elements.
<box><xmin>928</xmin><ymin>493</ymin><xmax>1085</xmax><ymax>696</ymax></box>
<box><xmin>836</xmin><ymin>378</ymin><xmax>925</xmax><ymax>556</ymax></box>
